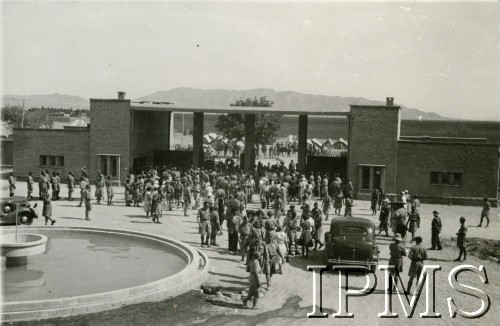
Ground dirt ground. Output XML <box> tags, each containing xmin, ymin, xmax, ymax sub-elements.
<box><xmin>1</xmin><ymin>182</ymin><xmax>499</xmax><ymax>326</ymax></box>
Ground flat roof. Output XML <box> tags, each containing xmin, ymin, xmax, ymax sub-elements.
<box><xmin>130</xmin><ymin>103</ymin><xmax>350</xmax><ymax>116</ymax></box>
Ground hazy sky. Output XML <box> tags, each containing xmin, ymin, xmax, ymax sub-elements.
<box><xmin>1</xmin><ymin>1</ymin><xmax>499</xmax><ymax>120</ymax></box>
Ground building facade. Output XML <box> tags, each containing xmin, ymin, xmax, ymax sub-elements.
<box><xmin>12</xmin><ymin>94</ymin><xmax>499</xmax><ymax>205</ymax></box>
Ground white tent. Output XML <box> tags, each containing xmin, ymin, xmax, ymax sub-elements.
<box><xmin>70</xmin><ymin>119</ymin><xmax>87</xmax><ymax>127</ymax></box>
<box><xmin>323</xmin><ymin>138</ymin><xmax>337</xmax><ymax>147</ymax></box>
<box><xmin>311</xmin><ymin>138</ymin><xmax>323</xmax><ymax>148</ymax></box>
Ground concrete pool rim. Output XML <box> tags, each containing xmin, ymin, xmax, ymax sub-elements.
<box><xmin>0</xmin><ymin>226</ymin><xmax>210</xmax><ymax>322</ymax></box>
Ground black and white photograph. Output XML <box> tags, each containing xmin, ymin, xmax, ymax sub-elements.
<box><xmin>0</xmin><ymin>1</ymin><xmax>499</xmax><ymax>325</ymax></box>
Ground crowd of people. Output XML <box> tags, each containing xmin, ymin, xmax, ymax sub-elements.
<box><xmin>5</xmin><ymin>163</ymin><xmax>493</xmax><ymax>309</ymax></box>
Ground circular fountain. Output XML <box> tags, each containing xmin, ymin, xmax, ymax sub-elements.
<box><xmin>1</xmin><ymin>233</ymin><xmax>48</xmax><ymax>267</ymax></box>
<box><xmin>0</xmin><ymin>226</ymin><xmax>209</xmax><ymax>322</ymax></box>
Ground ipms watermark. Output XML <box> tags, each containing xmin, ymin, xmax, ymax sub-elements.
<box><xmin>306</xmin><ymin>264</ymin><xmax>490</xmax><ymax>319</ymax></box>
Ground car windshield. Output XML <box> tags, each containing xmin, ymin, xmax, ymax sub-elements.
<box><xmin>341</xmin><ymin>226</ymin><xmax>368</xmax><ymax>235</ymax></box>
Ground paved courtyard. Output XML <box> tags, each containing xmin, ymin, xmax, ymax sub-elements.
<box><xmin>2</xmin><ymin>182</ymin><xmax>499</xmax><ymax>326</ymax></box>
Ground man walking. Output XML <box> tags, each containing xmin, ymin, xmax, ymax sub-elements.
<box><xmin>197</xmin><ymin>202</ymin><xmax>211</xmax><ymax>248</ymax></box>
<box><xmin>477</xmin><ymin>197</ymin><xmax>490</xmax><ymax>228</ymax></box>
<box><xmin>429</xmin><ymin>210</ymin><xmax>443</xmax><ymax>250</ymax></box>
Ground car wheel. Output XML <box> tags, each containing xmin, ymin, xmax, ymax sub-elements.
<box><xmin>18</xmin><ymin>212</ymin><xmax>34</xmax><ymax>225</ymax></box>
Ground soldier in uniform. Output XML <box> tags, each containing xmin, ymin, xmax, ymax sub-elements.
<box><xmin>54</xmin><ymin>172</ymin><xmax>61</xmax><ymax>200</ymax></box>
<box><xmin>51</xmin><ymin>172</ymin><xmax>58</xmax><ymax>200</ymax></box>
<box><xmin>283</xmin><ymin>206</ymin><xmax>300</xmax><ymax>255</ymax></box>
<box><xmin>238</xmin><ymin>214</ymin><xmax>252</xmax><ymax>262</ymax></box>
<box><xmin>8</xmin><ymin>172</ymin><xmax>16</xmax><ymax>197</ymax></box>
<box><xmin>38</xmin><ymin>171</ymin><xmax>45</xmax><ymax>200</ymax></box>
<box><xmin>83</xmin><ymin>184</ymin><xmax>92</xmax><ymax>221</ymax></box>
<box><xmin>454</xmin><ymin>217</ymin><xmax>468</xmax><ymax>262</ymax></box>
<box><xmin>78</xmin><ymin>177</ymin><xmax>88</xmax><ymax>207</ymax></box>
<box><xmin>106</xmin><ymin>176</ymin><xmax>114</xmax><ymax>205</ymax></box>
<box><xmin>406</xmin><ymin>236</ymin><xmax>427</xmax><ymax>293</ymax></box>
<box><xmin>264</xmin><ymin>211</ymin><xmax>279</xmax><ymax>243</ymax></box>
<box><xmin>477</xmin><ymin>197</ymin><xmax>490</xmax><ymax>228</ymax></box>
<box><xmin>67</xmin><ymin>172</ymin><xmax>75</xmax><ymax>201</ymax></box>
<box><xmin>197</xmin><ymin>202</ymin><xmax>211</xmax><ymax>248</ymax></box>
<box><xmin>165</xmin><ymin>181</ymin><xmax>174</xmax><ymax>210</ymax></box>
<box><xmin>377</xmin><ymin>194</ymin><xmax>391</xmax><ymax>237</ymax></box>
<box><xmin>95</xmin><ymin>173</ymin><xmax>105</xmax><ymax>204</ymax></box>
<box><xmin>209</xmin><ymin>205</ymin><xmax>220</xmax><ymax>246</ymax></box>
<box><xmin>27</xmin><ymin>172</ymin><xmax>34</xmax><ymax>200</ymax></box>
<box><xmin>321</xmin><ymin>194</ymin><xmax>331</xmax><ymax>221</ymax></box>
<box><xmin>344</xmin><ymin>194</ymin><xmax>353</xmax><ymax>217</ymax></box>
<box><xmin>192</xmin><ymin>180</ymin><xmax>201</xmax><ymax>210</ymax></box>
<box><xmin>182</xmin><ymin>182</ymin><xmax>191</xmax><ymax>216</ymax></box>
<box><xmin>312</xmin><ymin>202</ymin><xmax>324</xmax><ymax>250</ymax></box>
<box><xmin>429</xmin><ymin>210</ymin><xmax>443</xmax><ymax>250</ymax></box>
<box><xmin>388</xmin><ymin>233</ymin><xmax>406</xmax><ymax>291</ymax></box>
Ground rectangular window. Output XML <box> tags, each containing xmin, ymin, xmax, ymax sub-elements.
<box><xmin>111</xmin><ymin>156</ymin><xmax>118</xmax><ymax>177</ymax></box>
<box><xmin>373</xmin><ymin>167</ymin><xmax>382</xmax><ymax>190</ymax></box>
<box><xmin>430</xmin><ymin>172</ymin><xmax>462</xmax><ymax>186</ymax></box>
<box><xmin>359</xmin><ymin>165</ymin><xmax>385</xmax><ymax>191</ymax></box>
<box><xmin>98</xmin><ymin>155</ymin><xmax>120</xmax><ymax>178</ymax></box>
<box><xmin>39</xmin><ymin>155</ymin><xmax>64</xmax><ymax>167</ymax></box>
<box><xmin>361</xmin><ymin>167</ymin><xmax>371</xmax><ymax>189</ymax></box>
<box><xmin>39</xmin><ymin>155</ymin><xmax>47</xmax><ymax>166</ymax></box>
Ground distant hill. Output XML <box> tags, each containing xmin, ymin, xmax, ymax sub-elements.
<box><xmin>1</xmin><ymin>88</ymin><xmax>451</xmax><ymax>120</ymax></box>
<box><xmin>2</xmin><ymin>94</ymin><xmax>90</xmax><ymax>110</ymax></box>
<box><xmin>136</xmin><ymin>87</ymin><xmax>451</xmax><ymax>120</ymax></box>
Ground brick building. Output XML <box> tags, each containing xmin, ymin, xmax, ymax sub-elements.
<box><xmin>11</xmin><ymin>93</ymin><xmax>499</xmax><ymax>205</ymax></box>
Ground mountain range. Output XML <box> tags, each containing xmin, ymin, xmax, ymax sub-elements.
<box><xmin>1</xmin><ymin>93</ymin><xmax>90</xmax><ymax>111</ymax></box>
<box><xmin>2</xmin><ymin>88</ymin><xmax>450</xmax><ymax>120</ymax></box>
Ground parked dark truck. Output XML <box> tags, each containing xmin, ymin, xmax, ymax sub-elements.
<box><xmin>323</xmin><ymin>217</ymin><xmax>379</xmax><ymax>272</ymax></box>
<box><xmin>0</xmin><ymin>196</ymin><xmax>38</xmax><ymax>225</ymax></box>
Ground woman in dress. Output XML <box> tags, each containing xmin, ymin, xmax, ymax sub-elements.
<box><xmin>274</xmin><ymin>226</ymin><xmax>288</xmax><ymax>271</ymax></box>
<box><xmin>42</xmin><ymin>190</ymin><xmax>56</xmax><ymax>225</ymax></box>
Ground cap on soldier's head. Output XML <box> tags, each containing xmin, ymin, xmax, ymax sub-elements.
<box><xmin>433</xmin><ymin>210</ymin><xmax>439</xmax><ymax>215</ymax></box>
<box><xmin>290</xmin><ymin>205</ymin><xmax>295</xmax><ymax>209</ymax></box>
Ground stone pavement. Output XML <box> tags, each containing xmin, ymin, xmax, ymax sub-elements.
<box><xmin>2</xmin><ymin>182</ymin><xmax>499</xmax><ymax>326</ymax></box>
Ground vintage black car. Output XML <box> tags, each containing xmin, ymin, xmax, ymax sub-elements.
<box><xmin>323</xmin><ymin>217</ymin><xmax>379</xmax><ymax>272</ymax></box>
<box><xmin>0</xmin><ymin>196</ymin><xmax>38</xmax><ymax>225</ymax></box>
